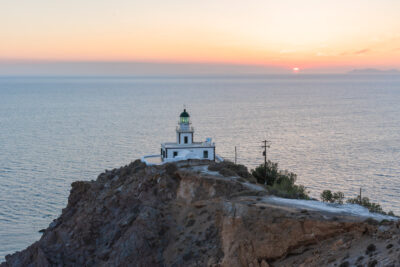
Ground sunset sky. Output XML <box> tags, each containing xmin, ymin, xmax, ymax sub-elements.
<box><xmin>1</xmin><ymin>0</ymin><xmax>400</xmax><ymax>74</ymax></box>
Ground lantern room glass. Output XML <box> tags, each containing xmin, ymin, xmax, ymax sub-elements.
<box><xmin>180</xmin><ymin>117</ymin><xmax>189</xmax><ymax>124</ymax></box>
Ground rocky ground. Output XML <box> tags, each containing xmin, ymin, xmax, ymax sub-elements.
<box><xmin>1</xmin><ymin>160</ymin><xmax>400</xmax><ymax>267</ymax></box>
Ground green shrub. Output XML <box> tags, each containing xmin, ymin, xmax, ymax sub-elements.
<box><xmin>251</xmin><ymin>162</ymin><xmax>309</xmax><ymax>199</ymax></box>
<box><xmin>333</xmin><ymin>191</ymin><xmax>345</xmax><ymax>204</ymax></box>
<box><xmin>270</xmin><ymin>179</ymin><xmax>309</xmax><ymax>200</ymax></box>
<box><xmin>208</xmin><ymin>161</ymin><xmax>251</xmax><ymax>178</ymax></box>
<box><xmin>321</xmin><ymin>190</ymin><xmax>344</xmax><ymax>204</ymax></box>
<box><xmin>251</xmin><ymin>160</ymin><xmax>279</xmax><ymax>185</ymax></box>
<box><xmin>347</xmin><ymin>197</ymin><xmax>384</xmax><ymax>214</ymax></box>
<box><xmin>321</xmin><ymin>190</ymin><xmax>333</xmax><ymax>202</ymax></box>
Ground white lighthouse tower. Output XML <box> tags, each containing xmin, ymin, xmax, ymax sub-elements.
<box><xmin>176</xmin><ymin>109</ymin><xmax>193</xmax><ymax>145</ymax></box>
<box><xmin>160</xmin><ymin>109</ymin><xmax>215</xmax><ymax>162</ymax></box>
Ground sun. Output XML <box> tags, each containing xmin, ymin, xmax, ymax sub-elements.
<box><xmin>292</xmin><ymin>67</ymin><xmax>300</xmax><ymax>73</ymax></box>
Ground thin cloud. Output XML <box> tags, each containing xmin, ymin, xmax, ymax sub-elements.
<box><xmin>354</xmin><ymin>48</ymin><xmax>370</xmax><ymax>55</ymax></box>
<box><xmin>340</xmin><ymin>48</ymin><xmax>371</xmax><ymax>56</ymax></box>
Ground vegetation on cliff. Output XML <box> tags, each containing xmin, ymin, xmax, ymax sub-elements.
<box><xmin>250</xmin><ymin>161</ymin><xmax>309</xmax><ymax>199</ymax></box>
<box><xmin>208</xmin><ymin>161</ymin><xmax>253</xmax><ymax>180</ymax></box>
<box><xmin>210</xmin><ymin>160</ymin><xmax>395</xmax><ymax>216</ymax></box>
<box><xmin>320</xmin><ymin>190</ymin><xmax>345</xmax><ymax>204</ymax></box>
<box><xmin>209</xmin><ymin>160</ymin><xmax>309</xmax><ymax>200</ymax></box>
<box><xmin>321</xmin><ymin>189</ymin><xmax>396</xmax><ymax>216</ymax></box>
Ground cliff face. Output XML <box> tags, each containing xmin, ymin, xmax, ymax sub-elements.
<box><xmin>2</xmin><ymin>160</ymin><xmax>400</xmax><ymax>267</ymax></box>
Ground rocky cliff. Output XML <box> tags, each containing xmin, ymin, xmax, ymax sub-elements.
<box><xmin>2</xmin><ymin>160</ymin><xmax>400</xmax><ymax>267</ymax></box>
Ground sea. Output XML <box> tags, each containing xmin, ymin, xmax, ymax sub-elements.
<box><xmin>1</xmin><ymin>74</ymin><xmax>400</xmax><ymax>260</ymax></box>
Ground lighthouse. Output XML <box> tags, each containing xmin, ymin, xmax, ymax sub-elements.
<box><xmin>176</xmin><ymin>109</ymin><xmax>193</xmax><ymax>145</ymax></box>
<box><xmin>160</xmin><ymin>109</ymin><xmax>215</xmax><ymax>162</ymax></box>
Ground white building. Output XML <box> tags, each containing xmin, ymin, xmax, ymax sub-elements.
<box><xmin>160</xmin><ymin>109</ymin><xmax>215</xmax><ymax>162</ymax></box>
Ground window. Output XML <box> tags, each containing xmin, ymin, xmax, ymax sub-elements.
<box><xmin>173</xmin><ymin>151</ymin><xmax>178</xmax><ymax>158</ymax></box>
<box><xmin>184</xmin><ymin>136</ymin><xmax>188</xmax><ymax>144</ymax></box>
<box><xmin>203</xmin><ymin>150</ymin><xmax>208</xmax><ymax>159</ymax></box>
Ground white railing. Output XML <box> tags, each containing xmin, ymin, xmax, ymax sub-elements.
<box><xmin>176</xmin><ymin>126</ymin><xmax>194</xmax><ymax>132</ymax></box>
<box><xmin>163</xmin><ymin>141</ymin><xmax>215</xmax><ymax>147</ymax></box>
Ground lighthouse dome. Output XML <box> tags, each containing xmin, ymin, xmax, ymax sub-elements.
<box><xmin>180</xmin><ymin>109</ymin><xmax>190</xmax><ymax>118</ymax></box>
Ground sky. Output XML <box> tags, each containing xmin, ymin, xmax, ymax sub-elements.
<box><xmin>1</xmin><ymin>0</ymin><xmax>400</xmax><ymax>75</ymax></box>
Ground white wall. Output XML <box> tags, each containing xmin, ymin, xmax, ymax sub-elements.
<box><xmin>176</xmin><ymin>132</ymin><xmax>193</xmax><ymax>144</ymax></box>
<box><xmin>179</xmin><ymin>133</ymin><xmax>193</xmax><ymax>144</ymax></box>
<box><xmin>164</xmin><ymin>147</ymin><xmax>214</xmax><ymax>161</ymax></box>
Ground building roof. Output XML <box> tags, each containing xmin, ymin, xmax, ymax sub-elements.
<box><xmin>162</xmin><ymin>141</ymin><xmax>215</xmax><ymax>149</ymax></box>
<box><xmin>180</xmin><ymin>109</ymin><xmax>190</xmax><ymax>118</ymax></box>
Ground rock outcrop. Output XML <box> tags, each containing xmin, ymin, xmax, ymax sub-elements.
<box><xmin>2</xmin><ymin>160</ymin><xmax>400</xmax><ymax>266</ymax></box>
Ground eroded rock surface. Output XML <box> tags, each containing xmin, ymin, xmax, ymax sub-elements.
<box><xmin>2</xmin><ymin>160</ymin><xmax>400</xmax><ymax>266</ymax></box>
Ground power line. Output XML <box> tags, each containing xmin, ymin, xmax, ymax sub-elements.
<box><xmin>235</xmin><ymin>146</ymin><xmax>237</xmax><ymax>164</ymax></box>
<box><xmin>261</xmin><ymin>140</ymin><xmax>271</xmax><ymax>185</ymax></box>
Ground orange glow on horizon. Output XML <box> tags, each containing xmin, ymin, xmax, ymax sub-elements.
<box><xmin>1</xmin><ymin>0</ymin><xmax>400</xmax><ymax>71</ymax></box>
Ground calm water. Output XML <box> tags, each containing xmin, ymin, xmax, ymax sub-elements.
<box><xmin>1</xmin><ymin>75</ymin><xmax>400</xmax><ymax>259</ymax></box>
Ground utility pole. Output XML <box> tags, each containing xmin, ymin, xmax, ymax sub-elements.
<box><xmin>262</xmin><ymin>140</ymin><xmax>270</xmax><ymax>185</ymax></box>
<box><xmin>234</xmin><ymin>146</ymin><xmax>237</xmax><ymax>164</ymax></box>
